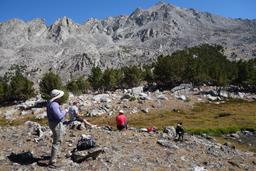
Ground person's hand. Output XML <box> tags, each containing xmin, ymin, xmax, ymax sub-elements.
<box><xmin>91</xmin><ymin>125</ymin><xmax>97</xmax><ymax>128</ymax></box>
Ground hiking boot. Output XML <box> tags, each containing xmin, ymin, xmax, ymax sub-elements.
<box><xmin>48</xmin><ymin>162</ymin><xmax>62</xmax><ymax>168</ymax></box>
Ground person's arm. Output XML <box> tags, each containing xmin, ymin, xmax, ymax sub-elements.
<box><xmin>51</xmin><ymin>102</ymin><xmax>66</xmax><ymax>121</ymax></box>
<box><xmin>84</xmin><ymin>119</ymin><xmax>94</xmax><ymax>127</ymax></box>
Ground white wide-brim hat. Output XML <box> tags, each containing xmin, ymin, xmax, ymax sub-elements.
<box><xmin>50</xmin><ymin>89</ymin><xmax>64</xmax><ymax>102</ymax></box>
<box><xmin>119</xmin><ymin>109</ymin><xmax>124</xmax><ymax>114</ymax></box>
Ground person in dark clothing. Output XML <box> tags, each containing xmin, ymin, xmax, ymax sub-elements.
<box><xmin>175</xmin><ymin>122</ymin><xmax>184</xmax><ymax>141</ymax></box>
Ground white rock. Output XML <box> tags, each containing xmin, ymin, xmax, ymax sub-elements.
<box><xmin>157</xmin><ymin>94</ymin><xmax>168</xmax><ymax>100</ymax></box>
<box><xmin>171</xmin><ymin>83</ymin><xmax>192</xmax><ymax>93</ymax></box>
<box><xmin>238</xmin><ymin>92</ymin><xmax>245</xmax><ymax>98</ymax></box>
<box><xmin>140</xmin><ymin>128</ymin><xmax>148</xmax><ymax>132</ymax></box>
<box><xmin>175</xmin><ymin>95</ymin><xmax>187</xmax><ymax>101</ymax></box>
<box><xmin>87</xmin><ymin>109</ymin><xmax>106</xmax><ymax>116</ymax></box>
<box><xmin>141</xmin><ymin>108</ymin><xmax>149</xmax><ymax>113</ymax></box>
<box><xmin>34</xmin><ymin>112</ymin><xmax>47</xmax><ymax>120</ymax></box>
<box><xmin>192</xmin><ymin>166</ymin><xmax>208</xmax><ymax>171</ymax></box>
<box><xmin>3</xmin><ymin>109</ymin><xmax>19</xmax><ymax>120</ymax></box>
<box><xmin>21</xmin><ymin>110</ymin><xmax>31</xmax><ymax>116</ymax></box>
<box><xmin>219</xmin><ymin>90</ymin><xmax>229</xmax><ymax>98</ymax></box>
<box><xmin>139</xmin><ymin>93</ymin><xmax>151</xmax><ymax>100</ymax></box>
<box><xmin>207</xmin><ymin>94</ymin><xmax>219</xmax><ymax>101</ymax></box>
<box><xmin>92</xmin><ymin>94</ymin><xmax>110</xmax><ymax>102</ymax></box>
<box><xmin>131</xmin><ymin>86</ymin><xmax>144</xmax><ymax>95</ymax></box>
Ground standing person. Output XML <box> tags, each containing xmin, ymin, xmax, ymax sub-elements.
<box><xmin>116</xmin><ymin>110</ymin><xmax>128</xmax><ymax>131</ymax></box>
<box><xmin>46</xmin><ymin>89</ymin><xmax>66</xmax><ymax>167</ymax></box>
<box><xmin>68</xmin><ymin>101</ymin><xmax>97</xmax><ymax>128</ymax></box>
<box><xmin>175</xmin><ymin>122</ymin><xmax>184</xmax><ymax>141</ymax></box>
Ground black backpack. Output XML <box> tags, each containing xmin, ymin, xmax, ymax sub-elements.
<box><xmin>77</xmin><ymin>137</ymin><xmax>96</xmax><ymax>151</ymax></box>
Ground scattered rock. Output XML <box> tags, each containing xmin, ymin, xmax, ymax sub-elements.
<box><xmin>87</xmin><ymin>108</ymin><xmax>106</xmax><ymax>116</ymax></box>
<box><xmin>230</xmin><ymin>133</ymin><xmax>240</xmax><ymax>139</ymax></box>
<box><xmin>20</xmin><ymin>110</ymin><xmax>32</xmax><ymax>116</ymax></box>
<box><xmin>141</xmin><ymin>108</ymin><xmax>149</xmax><ymax>113</ymax></box>
<box><xmin>130</xmin><ymin>86</ymin><xmax>144</xmax><ymax>96</ymax></box>
<box><xmin>157</xmin><ymin>94</ymin><xmax>168</xmax><ymax>100</ymax></box>
<box><xmin>3</xmin><ymin>109</ymin><xmax>19</xmax><ymax>120</ymax></box>
<box><xmin>228</xmin><ymin>160</ymin><xmax>240</xmax><ymax>168</ymax></box>
<box><xmin>219</xmin><ymin>90</ymin><xmax>229</xmax><ymax>98</ymax></box>
<box><xmin>206</xmin><ymin>94</ymin><xmax>220</xmax><ymax>101</ymax></box>
<box><xmin>0</xmin><ymin>152</ymin><xmax>5</xmax><ymax>161</ymax></box>
<box><xmin>163</xmin><ymin>126</ymin><xmax>176</xmax><ymax>138</ymax></box>
<box><xmin>92</xmin><ymin>94</ymin><xmax>110</xmax><ymax>103</ymax></box>
<box><xmin>171</xmin><ymin>84</ymin><xmax>192</xmax><ymax>93</ymax></box>
<box><xmin>191</xmin><ymin>166</ymin><xmax>208</xmax><ymax>171</ymax></box>
<box><xmin>157</xmin><ymin>139</ymin><xmax>179</xmax><ymax>149</ymax></box>
<box><xmin>175</xmin><ymin>95</ymin><xmax>187</xmax><ymax>101</ymax></box>
<box><xmin>33</xmin><ymin>112</ymin><xmax>47</xmax><ymax>120</ymax></box>
<box><xmin>223</xmin><ymin>142</ymin><xmax>235</xmax><ymax>149</ymax></box>
<box><xmin>139</xmin><ymin>93</ymin><xmax>151</xmax><ymax>100</ymax></box>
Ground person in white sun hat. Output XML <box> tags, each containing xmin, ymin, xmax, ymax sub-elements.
<box><xmin>46</xmin><ymin>89</ymin><xmax>67</xmax><ymax>167</ymax></box>
<box><xmin>116</xmin><ymin>109</ymin><xmax>128</xmax><ymax>131</ymax></box>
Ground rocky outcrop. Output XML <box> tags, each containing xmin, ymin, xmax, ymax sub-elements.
<box><xmin>0</xmin><ymin>123</ymin><xmax>255</xmax><ymax>170</ymax></box>
<box><xmin>0</xmin><ymin>2</ymin><xmax>256</xmax><ymax>82</ymax></box>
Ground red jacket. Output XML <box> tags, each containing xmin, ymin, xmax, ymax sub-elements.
<box><xmin>116</xmin><ymin>113</ymin><xmax>127</xmax><ymax>126</ymax></box>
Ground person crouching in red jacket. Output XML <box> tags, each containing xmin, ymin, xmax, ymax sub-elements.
<box><xmin>116</xmin><ymin>110</ymin><xmax>128</xmax><ymax>131</ymax></box>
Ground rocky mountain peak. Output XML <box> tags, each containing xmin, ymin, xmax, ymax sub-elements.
<box><xmin>0</xmin><ymin>2</ymin><xmax>255</xmax><ymax>81</ymax></box>
<box><xmin>47</xmin><ymin>16</ymin><xmax>79</xmax><ymax>43</ymax></box>
<box><xmin>54</xmin><ymin>16</ymin><xmax>78</xmax><ymax>28</ymax></box>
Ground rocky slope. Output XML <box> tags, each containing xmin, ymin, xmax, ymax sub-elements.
<box><xmin>0</xmin><ymin>2</ymin><xmax>256</xmax><ymax>81</ymax></box>
<box><xmin>0</xmin><ymin>123</ymin><xmax>255</xmax><ymax>171</ymax></box>
<box><xmin>0</xmin><ymin>85</ymin><xmax>256</xmax><ymax>170</ymax></box>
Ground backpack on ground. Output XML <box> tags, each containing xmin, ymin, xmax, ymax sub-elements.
<box><xmin>76</xmin><ymin>135</ymin><xmax>96</xmax><ymax>151</ymax></box>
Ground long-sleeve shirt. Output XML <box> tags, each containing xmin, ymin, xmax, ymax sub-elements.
<box><xmin>47</xmin><ymin>101</ymin><xmax>66</xmax><ymax>122</ymax></box>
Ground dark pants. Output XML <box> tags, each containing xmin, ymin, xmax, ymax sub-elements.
<box><xmin>117</xmin><ymin>123</ymin><xmax>127</xmax><ymax>131</ymax></box>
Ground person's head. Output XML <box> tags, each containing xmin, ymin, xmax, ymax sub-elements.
<box><xmin>178</xmin><ymin>122</ymin><xmax>183</xmax><ymax>125</ymax></box>
<box><xmin>73</xmin><ymin>101</ymin><xmax>79</xmax><ymax>106</ymax></box>
<box><xmin>119</xmin><ymin>110</ymin><xmax>124</xmax><ymax>115</ymax></box>
<box><xmin>50</xmin><ymin>89</ymin><xmax>64</xmax><ymax>103</ymax></box>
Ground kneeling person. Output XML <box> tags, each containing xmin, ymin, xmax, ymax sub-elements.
<box><xmin>116</xmin><ymin>110</ymin><xmax>127</xmax><ymax>131</ymax></box>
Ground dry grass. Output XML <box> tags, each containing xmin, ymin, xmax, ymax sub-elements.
<box><xmin>0</xmin><ymin>100</ymin><xmax>255</xmax><ymax>136</ymax></box>
<box><xmin>90</xmin><ymin>100</ymin><xmax>256</xmax><ymax>135</ymax></box>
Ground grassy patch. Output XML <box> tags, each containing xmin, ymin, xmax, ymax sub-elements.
<box><xmin>0</xmin><ymin>116</ymin><xmax>48</xmax><ymax>127</ymax></box>
<box><xmin>90</xmin><ymin>101</ymin><xmax>256</xmax><ymax>135</ymax></box>
<box><xmin>215</xmin><ymin>112</ymin><xmax>232</xmax><ymax>118</ymax></box>
<box><xmin>0</xmin><ymin>101</ymin><xmax>256</xmax><ymax>136</ymax></box>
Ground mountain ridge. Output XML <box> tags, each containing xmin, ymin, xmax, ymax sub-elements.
<box><xmin>0</xmin><ymin>2</ymin><xmax>256</xmax><ymax>82</ymax></box>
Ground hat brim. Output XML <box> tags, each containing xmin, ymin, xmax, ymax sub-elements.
<box><xmin>50</xmin><ymin>90</ymin><xmax>64</xmax><ymax>102</ymax></box>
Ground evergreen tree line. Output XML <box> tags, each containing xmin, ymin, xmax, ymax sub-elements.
<box><xmin>0</xmin><ymin>44</ymin><xmax>255</xmax><ymax>105</ymax></box>
<box><xmin>153</xmin><ymin>44</ymin><xmax>256</xmax><ymax>88</ymax></box>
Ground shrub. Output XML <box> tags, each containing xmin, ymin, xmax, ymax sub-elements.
<box><xmin>76</xmin><ymin>76</ymin><xmax>91</xmax><ymax>93</ymax></box>
<box><xmin>39</xmin><ymin>72</ymin><xmax>68</xmax><ymax>103</ymax></box>
<box><xmin>0</xmin><ymin>79</ymin><xmax>8</xmax><ymax>104</ymax></box>
<box><xmin>66</xmin><ymin>76</ymin><xmax>91</xmax><ymax>95</ymax></box>
<box><xmin>102</xmin><ymin>68</ymin><xmax>123</xmax><ymax>91</ymax></box>
<box><xmin>88</xmin><ymin>67</ymin><xmax>103</xmax><ymax>91</ymax></box>
<box><xmin>8</xmin><ymin>73</ymin><xmax>35</xmax><ymax>101</ymax></box>
<box><xmin>122</xmin><ymin>65</ymin><xmax>143</xmax><ymax>88</ymax></box>
<box><xmin>66</xmin><ymin>80</ymin><xmax>80</xmax><ymax>95</ymax></box>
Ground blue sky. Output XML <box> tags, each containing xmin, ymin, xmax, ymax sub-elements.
<box><xmin>0</xmin><ymin>0</ymin><xmax>255</xmax><ymax>25</ymax></box>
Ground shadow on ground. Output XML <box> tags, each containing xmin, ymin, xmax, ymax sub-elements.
<box><xmin>8</xmin><ymin>151</ymin><xmax>50</xmax><ymax>166</ymax></box>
